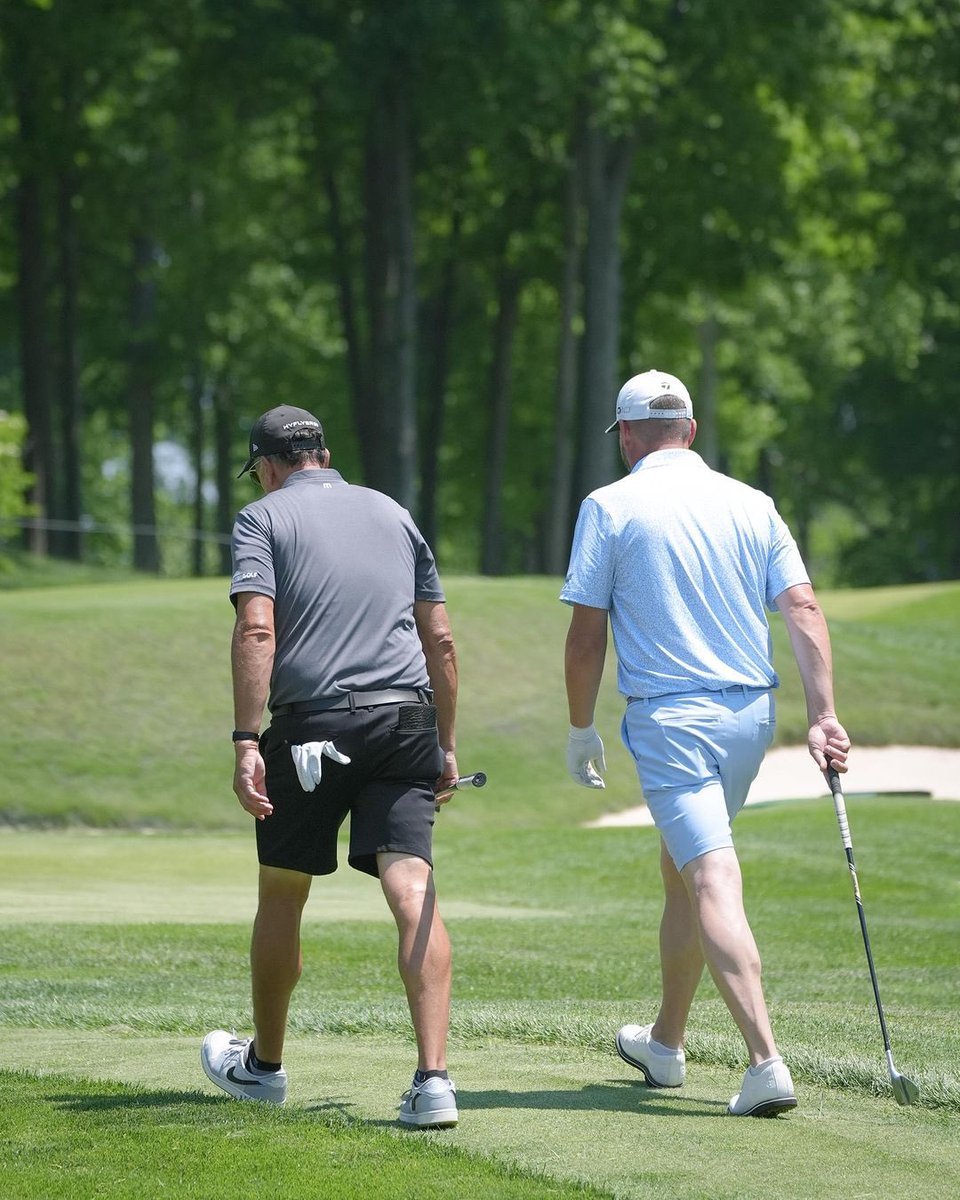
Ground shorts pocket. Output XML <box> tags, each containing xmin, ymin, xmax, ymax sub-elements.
<box><xmin>651</xmin><ymin>704</ymin><xmax>724</xmax><ymax>729</ymax></box>
<box><xmin>755</xmin><ymin>716</ymin><xmax>776</xmax><ymax>749</ymax></box>
<box><xmin>388</xmin><ymin>722</ymin><xmax>444</xmax><ymax>780</ymax></box>
<box><xmin>395</xmin><ymin>703</ymin><xmax>438</xmax><ymax>732</ymax></box>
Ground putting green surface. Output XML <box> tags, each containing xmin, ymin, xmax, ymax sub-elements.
<box><xmin>0</xmin><ymin>831</ymin><xmax>562</xmax><ymax>924</ymax></box>
<box><xmin>6</xmin><ymin>1029</ymin><xmax>957</xmax><ymax>1200</ymax></box>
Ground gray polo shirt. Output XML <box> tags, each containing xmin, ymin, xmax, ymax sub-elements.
<box><xmin>230</xmin><ymin>468</ymin><xmax>445</xmax><ymax>710</ymax></box>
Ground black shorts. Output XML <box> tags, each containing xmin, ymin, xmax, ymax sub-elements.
<box><xmin>256</xmin><ymin>702</ymin><xmax>444</xmax><ymax>878</ymax></box>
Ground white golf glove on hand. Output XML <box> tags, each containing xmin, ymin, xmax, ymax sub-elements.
<box><xmin>567</xmin><ymin>724</ymin><xmax>606</xmax><ymax>789</ymax></box>
<box><xmin>290</xmin><ymin>741</ymin><xmax>352</xmax><ymax>792</ymax></box>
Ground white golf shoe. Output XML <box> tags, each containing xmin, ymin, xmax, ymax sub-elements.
<box><xmin>200</xmin><ymin>1031</ymin><xmax>288</xmax><ymax>1105</ymax></box>
<box><xmin>398</xmin><ymin>1074</ymin><xmax>459</xmax><ymax>1128</ymax></box>
<box><xmin>728</xmin><ymin>1056</ymin><xmax>797</xmax><ymax>1117</ymax></box>
<box><xmin>615</xmin><ymin>1024</ymin><xmax>685</xmax><ymax>1087</ymax></box>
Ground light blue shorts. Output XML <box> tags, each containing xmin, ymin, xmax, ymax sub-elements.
<box><xmin>621</xmin><ymin>687</ymin><xmax>775</xmax><ymax>870</ymax></box>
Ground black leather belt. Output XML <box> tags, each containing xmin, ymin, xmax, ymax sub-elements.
<box><xmin>272</xmin><ymin>689</ymin><xmax>430</xmax><ymax>717</ymax></box>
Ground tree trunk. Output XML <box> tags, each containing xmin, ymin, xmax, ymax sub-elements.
<box><xmin>480</xmin><ymin>266</ymin><xmax>521</xmax><ymax>576</ymax></box>
<box><xmin>13</xmin><ymin>66</ymin><xmax>54</xmax><ymax>557</ymax></box>
<box><xmin>55</xmin><ymin>142</ymin><xmax>83</xmax><ymax>561</ymax></box>
<box><xmin>574</xmin><ymin>121</ymin><xmax>637</xmax><ymax>505</ymax></box>
<box><xmin>696</xmin><ymin>309</ymin><xmax>720</xmax><ymax>469</ymax></box>
<box><xmin>362</xmin><ymin>77</ymin><xmax>418</xmax><ymax>508</ymax></box>
<box><xmin>419</xmin><ymin>206</ymin><xmax>462</xmax><ymax>552</ymax></box>
<box><xmin>190</xmin><ymin>366</ymin><xmax>205</xmax><ymax>577</ymax></box>
<box><xmin>128</xmin><ymin>235</ymin><xmax>160</xmax><ymax>574</ymax></box>
<box><xmin>544</xmin><ymin>126</ymin><xmax>586</xmax><ymax>574</ymax></box>
<box><xmin>323</xmin><ymin>159</ymin><xmax>368</xmax><ymax>449</ymax></box>
<box><xmin>214</xmin><ymin>382</ymin><xmax>235</xmax><ymax>577</ymax></box>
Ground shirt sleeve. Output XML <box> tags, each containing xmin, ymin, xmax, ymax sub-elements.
<box><xmin>764</xmin><ymin>503</ymin><xmax>810</xmax><ymax>608</ymax></box>
<box><xmin>559</xmin><ymin>496</ymin><xmax>616</xmax><ymax>610</ymax></box>
<box><xmin>411</xmin><ymin>523</ymin><xmax>446</xmax><ymax>603</ymax></box>
<box><xmin>229</xmin><ymin>504</ymin><xmax>277</xmax><ymax>605</ymax></box>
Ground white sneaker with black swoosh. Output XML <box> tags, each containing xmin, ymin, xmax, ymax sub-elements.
<box><xmin>201</xmin><ymin>1031</ymin><xmax>288</xmax><ymax>1105</ymax></box>
<box><xmin>398</xmin><ymin>1074</ymin><xmax>459</xmax><ymax>1128</ymax></box>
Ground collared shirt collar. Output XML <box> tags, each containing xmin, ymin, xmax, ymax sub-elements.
<box><xmin>279</xmin><ymin>467</ymin><xmax>346</xmax><ymax>488</ymax></box>
<box><xmin>630</xmin><ymin>448</ymin><xmax>706</xmax><ymax>474</ymax></box>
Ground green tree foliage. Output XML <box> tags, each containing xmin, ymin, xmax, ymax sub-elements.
<box><xmin>0</xmin><ymin>408</ymin><xmax>35</xmax><ymax>563</ymax></box>
<box><xmin>0</xmin><ymin>0</ymin><xmax>956</xmax><ymax>583</ymax></box>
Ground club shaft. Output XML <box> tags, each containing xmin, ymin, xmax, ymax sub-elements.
<box><xmin>842</xmin><ymin>841</ymin><xmax>894</xmax><ymax>1052</ymax></box>
<box><xmin>828</xmin><ymin>768</ymin><xmax>894</xmax><ymax>1054</ymax></box>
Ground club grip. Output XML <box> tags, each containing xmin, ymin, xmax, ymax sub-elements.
<box><xmin>825</xmin><ymin>763</ymin><xmax>842</xmax><ymax>795</ymax></box>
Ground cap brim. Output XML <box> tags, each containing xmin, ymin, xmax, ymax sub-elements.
<box><xmin>604</xmin><ymin>421</ymin><xmax>619</xmax><ymax>434</ymax></box>
<box><xmin>237</xmin><ymin>458</ymin><xmax>256</xmax><ymax>478</ymax></box>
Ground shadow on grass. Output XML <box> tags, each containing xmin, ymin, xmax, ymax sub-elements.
<box><xmin>49</xmin><ymin>1089</ymin><xmax>235</xmax><ymax>1112</ymax></box>
<box><xmin>307</xmin><ymin>1080</ymin><xmax>731</xmax><ymax>1128</ymax></box>
<box><xmin>463</xmin><ymin>1080</ymin><xmax>729</xmax><ymax>1119</ymax></box>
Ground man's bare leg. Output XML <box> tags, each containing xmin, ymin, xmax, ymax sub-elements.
<box><xmin>250</xmin><ymin>865</ymin><xmax>312</xmax><ymax>1063</ymax></box>
<box><xmin>378</xmin><ymin>851</ymin><xmax>451</xmax><ymax>1071</ymax></box>
<box><xmin>652</xmin><ymin>838</ymin><xmax>705</xmax><ymax>1049</ymax></box>
<box><xmin>681</xmin><ymin>847</ymin><xmax>779</xmax><ymax>1065</ymax></box>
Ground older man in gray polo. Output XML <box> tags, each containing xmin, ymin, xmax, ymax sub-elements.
<box><xmin>562</xmin><ymin>370</ymin><xmax>850</xmax><ymax>1116</ymax></box>
<box><xmin>201</xmin><ymin>405</ymin><xmax>460</xmax><ymax>1128</ymax></box>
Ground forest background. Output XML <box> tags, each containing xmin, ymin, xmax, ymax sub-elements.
<box><xmin>0</xmin><ymin>0</ymin><xmax>957</xmax><ymax>585</ymax></box>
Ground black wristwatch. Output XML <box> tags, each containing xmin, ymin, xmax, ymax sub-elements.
<box><xmin>232</xmin><ymin>730</ymin><xmax>260</xmax><ymax>743</ymax></box>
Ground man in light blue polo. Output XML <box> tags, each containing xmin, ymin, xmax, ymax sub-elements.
<box><xmin>562</xmin><ymin>369</ymin><xmax>850</xmax><ymax>1117</ymax></box>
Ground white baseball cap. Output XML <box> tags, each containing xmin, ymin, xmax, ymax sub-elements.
<box><xmin>605</xmin><ymin>370</ymin><xmax>693</xmax><ymax>432</ymax></box>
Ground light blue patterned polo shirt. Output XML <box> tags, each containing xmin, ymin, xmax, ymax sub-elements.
<box><xmin>560</xmin><ymin>449</ymin><xmax>809</xmax><ymax>699</ymax></box>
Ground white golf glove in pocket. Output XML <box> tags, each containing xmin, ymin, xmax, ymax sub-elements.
<box><xmin>567</xmin><ymin>724</ymin><xmax>606</xmax><ymax>789</ymax></box>
<box><xmin>290</xmin><ymin>741</ymin><xmax>352</xmax><ymax>792</ymax></box>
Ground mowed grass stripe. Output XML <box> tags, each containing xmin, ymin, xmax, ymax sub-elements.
<box><xmin>0</xmin><ymin>1067</ymin><xmax>612</xmax><ymax>1200</ymax></box>
<box><xmin>1</xmin><ymin>806</ymin><xmax>957</xmax><ymax>1109</ymax></box>
<box><xmin>4</xmin><ymin>1032</ymin><xmax>959</xmax><ymax>1200</ymax></box>
<box><xmin>1</xmin><ymin>796</ymin><xmax>960</xmax><ymax>1104</ymax></box>
<box><xmin>0</xmin><ymin>831</ymin><xmax>561</xmax><ymax>925</ymax></box>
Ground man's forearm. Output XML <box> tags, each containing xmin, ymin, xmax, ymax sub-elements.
<box><xmin>564</xmin><ymin>606</ymin><xmax>608</xmax><ymax>727</ymax></box>
<box><xmin>232</xmin><ymin>631</ymin><xmax>274</xmax><ymax>731</ymax></box>
<box><xmin>776</xmin><ymin>585</ymin><xmax>837</xmax><ymax>722</ymax></box>
<box><xmin>428</xmin><ymin>655</ymin><xmax>457</xmax><ymax>752</ymax></box>
<box><xmin>231</xmin><ymin>595</ymin><xmax>276</xmax><ymax>733</ymax></box>
<box><xmin>416</xmin><ymin>601</ymin><xmax>458</xmax><ymax>751</ymax></box>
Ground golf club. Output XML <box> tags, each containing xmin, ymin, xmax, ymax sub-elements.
<box><xmin>435</xmin><ymin>772</ymin><xmax>487</xmax><ymax>810</ymax></box>
<box><xmin>825</xmin><ymin>763</ymin><xmax>919</xmax><ymax>1106</ymax></box>
<box><xmin>448</xmin><ymin>772</ymin><xmax>487</xmax><ymax>790</ymax></box>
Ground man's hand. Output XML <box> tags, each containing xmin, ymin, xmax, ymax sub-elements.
<box><xmin>233</xmin><ymin>744</ymin><xmax>274</xmax><ymax>820</ymax></box>
<box><xmin>567</xmin><ymin>724</ymin><xmax>606</xmax><ymax>789</ymax></box>
<box><xmin>808</xmin><ymin>714</ymin><xmax>851</xmax><ymax>775</ymax></box>
<box><xmin>434</xmin><ymin>748</ymin><xmax>459</xmax><ymax>808</ymax></box>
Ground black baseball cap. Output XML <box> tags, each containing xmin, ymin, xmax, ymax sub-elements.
<box><xmin>237</xmin><ymin>405</ymin><xmax>325</xmax><ymax>477</ymax></box>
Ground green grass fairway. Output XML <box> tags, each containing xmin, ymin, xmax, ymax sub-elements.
<box><xmin>5</xmin><ymin>1032</ymin><xmax>959</xmax><ymax>1200</ymax></box>
<box><xmin>2</xmin><ymin>576</ymin><xmax>959</xmax><ymax>1197</ymax></box>
<box><xmin>1</xmin><ymin>1066</ymin><xmax>611</xmax><ymax>1200</ymax></box>
<box><xmin>2</xmin><ymin>801</ymin><xmax>958</xmax><ymax>1198</ymax></box>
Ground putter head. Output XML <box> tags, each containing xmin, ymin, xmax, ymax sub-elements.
<box><xmin>891</xmin><ymin>1071</ymin><xmax>919</xmax><ymax>1106</ymax></box>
